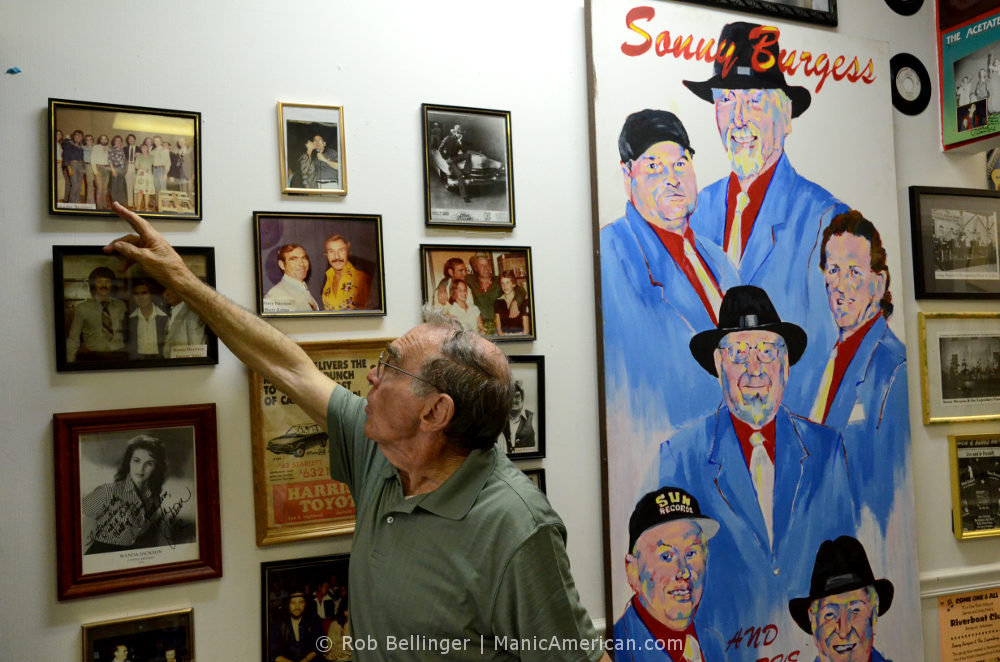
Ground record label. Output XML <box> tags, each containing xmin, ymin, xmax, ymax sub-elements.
<box><xmin>890</xmin><ymin>52</ymin><xmax>931</xmax><ymax>115</ymax></box>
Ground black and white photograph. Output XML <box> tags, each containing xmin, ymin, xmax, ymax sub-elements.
<box><xmin>669</xmin><ymin>0</ymin><xmax>836</xmax><ymax>26</ymax></box>
<box><xmin>262</xmin><ymin>554</ymin><xmax>352</xmax><ymax>662</ymax></box>
<box><xmin>83</xmin><ymin>608</ymin><xmax>194</xmax><ymax>662</ymax></box>
<box><xmin>952</xmin><ymin>46</ymin><xmax>1000</xmax><ymax>132</ymax></box>
<box><xmin>54</xmin><ymin>246</ymin><xmax>219</xmax><ymax>372</ymax></box>
<box><xmin>278</xmin><ymin>102</ymin><xmax>346</xmax><ymax>195</ymax></box>
<box><xmin>909</xmin><ymin>187</ymin><xmax>1000</xmax><ymax>298</ymax></box>
<box><xmin>949</xmin><ymin>434</ymin><xmax>1000</xmax><ymax>539</ymax></box>
<box><xmin>420</xmin><ymin>245</ymin><xmax>535</xmax><ymax>340</ymax></box>
<box><xmin>498</xmin><ymin>355</ymin><xmax>545</xmax><ymax>459</ymax></box>
<box><xmin>938</xmin><ymin>333</ymin><xmax>1000</xmax><ymax>401</ymax></box>
<box><xmin>422</xmin><ymin>103</ymin><xmax>514</xmax><ymax>229</ymax></box>
<box><xmin>920</xmin><ymin>313</ymin><xmax>1000</xmax><ymax>424</ymax></box>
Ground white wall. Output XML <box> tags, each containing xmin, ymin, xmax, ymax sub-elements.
<box><xmin>0</xmin><ymin>1</ymin><xmax>993</xmax><ymax>660</ymax></box>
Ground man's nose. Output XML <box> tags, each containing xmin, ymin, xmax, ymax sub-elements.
<box><xmin>836</xmin><ymin>611</ymin><xmax>851</xmax><ymax>638</ymax></box>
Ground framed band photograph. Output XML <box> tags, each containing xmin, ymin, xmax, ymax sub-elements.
<box><xmin>919</xmin><ymin>312</ymin><xmax>1000</xmax><ymax>424</ymax></box>
<box><xmin>253</xmin><ymin>212</ymin><xmax>385</xmax><ymax>317</ymax></box>
<box><xmin>83</xmin><ymin>608</ymin><xmax>194</xmax><ymax>662</ymax></box>
<box><xmin>49</xmin><ymin>98</ymin><xmax>201</xmax><ymax>219</ymax></box>
<box><xmin>53</xmin><ymin>404</ymin><xmax>221</xmax><ymax>600</ymax></box>
<box><xmin>668</xmin><ymin>0</ymin><xmax>837</xmax><ymax>26</ymax></box>
<box><xmin>422</xmin><ymin>103</ymin><xmax>514</xmax><ymax>229</ymax></box>
<box><xmin>949</xmin><ymin>433</ymin><xmax>1000</xmax><ymax>540</ymax></box>
<box><xmin>909</xmin><ymin>186</ymin><xmax>1000</xmax><ymax>298</ymax></box>
<box><xmin>53</xmin><ymin>246</ymin><xmax>218</xmax><ymax>372</ymax></box>
<box><xmin>500</xmin><ymin>355</ymin><xmax>545</xmax><ymax>459</ymax></box>
<box><xmin>420</xmin><ymin>244</ymin><xmax>535</xmax><ymax>341</ymax></box>
<box><xmin>251</xmin><ymin>339</ymin><xmax>389</xmax><ymax>545</ymax></box>
<box><xmin>277</xmin><ymin>102</ymin><xmax>346</xmax><ymax>195</ymax></box>
<box><xmin>522</xmin><ymin>468</ymin><xmax>547</xmax><ymax>494</ymax></box>
<box><xmin>261</xmin><ymin>554</ymin><xmax>351</xmax><ymax>662</ymax></box>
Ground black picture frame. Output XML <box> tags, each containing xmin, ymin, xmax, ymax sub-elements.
<box><xmin>500</xmin><ymin>355</ymin><xmax>546</xmax><ymax>460</ymax></box>
<box><xmin>522</xmin><ymin>468</ymin><xmax>547</xmax><ymax>494</ymax></box>
<box><xmin>253</xmin><ymin>212</ymin><xmax>386</xmax><ymax>318</ymax></box>
<box><xmin>261</xmin><ymin>554</ymin><xmax>351</xmax><ymax>662</ymax></box>
<box><xmin>422</xmin><ymin>103</ymin><xmax>515</xmax><ymax>229</ymax></box>
<box><xmin>671</xmin><ymin>0</ymin><xmax>837</xmax><ymax>26</ymax></box>
<box><xmin>49</xmin><ymin>98</ymin><xmax>202</xmax><ymax>219</ymax></box>
<box><xmin>909</xmin><ymin>186</ymin><xmax>1000</xmax><ymax>299</ymax></box>
<box><xmin>53</xmin><ymin>245</ymin><xmax>219</xmax><ymax>372</ymax></box>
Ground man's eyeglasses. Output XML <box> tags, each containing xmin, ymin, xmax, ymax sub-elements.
<box><xmin>718</xmin><ymin>339</ymin><xmax>785</xmax><ymax>365</ymax></box>
<box><xmin>376</xmin><ymin>350</ymin><xmax>439</xmax><ymax>390</ymax></box>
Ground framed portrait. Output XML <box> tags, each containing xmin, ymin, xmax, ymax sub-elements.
<box><xmin>919</xmin><ymin>312</ymin><xmax>1000</xmax><ymax>424</ymax></box>
<box><xmin>261</xmin><ymin>554</ymin><xmax>351</xmax><ymax>662</ymax></box>
<box><xmin>254</xmin><ymin>212</ymin><xmax>385</xmax><ymax>318</ymax></box>
<box><xmin>909</xmin><ymin>186</ymin><xmax>1000</xmax><ymax>298</ymax></box>
<box><xmin>277</xmin><ymin>102</ymin><xmax>346</xmax><ymax>195</ymax></box>
<box><xmin>251</xmin><ymin>339</ymin><xmax>389</xmax><ymax>545</ymax></box>
<box><xmin>949</xmin><ymin>433</ymin><xmax>1000</xmax><ymax>539</ymax></box>
<box><xmin>419</xmin><ymin>244</ymin><xmax>535</xmax><ymax>341</ymax></box>
<box><xmin>499</xmin><ymin>355</ymin><xmax>545</xmax><ymax>459</ymax></box>
<box><xmin>668</xmin><ymin>0</ymin><xmax>836</xmax><ymax>26</ymax></box>
<box><xmin>53</xmin><ymin>246</ymin><xmax>219</xmax><ymax>372</ymax></box>
<box><xmin>53</xmin><ymin>404</ymin><xmax>221</xmax><ymax>600</ymax></box>
<box><xmin>49</xmin><ymin>98</ymin><xmax>201</xmax><ymax>219</ymax></box>
<box><xmin>422</xmin><ymin>103</ymin><xmax>514</xmax><ymax>229</ymax></box>
<box><xmin>522</xmin><ymin>468</ymin><xmax>547</xmax><ymax>494</ymax></box>
<box><xmin>82</xmin><ymin>608</ymin><xmax>194</xmax><ymax>662</ymax></box>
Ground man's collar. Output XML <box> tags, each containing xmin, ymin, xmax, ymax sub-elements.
<box><xmin>408</xmin><ymin>446</ymin><xmax>496</xmax><ymax>520</ymax></box>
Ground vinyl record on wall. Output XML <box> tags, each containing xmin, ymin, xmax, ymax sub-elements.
<box><xmin>884</xmin><ymin>0</ymin><xmax>923</xmax><ymax>16</ymax></box>
<box><xmin>890</xmin><ymin>52</ymin><xmax>931</xmax><ymax>115</ymax></box>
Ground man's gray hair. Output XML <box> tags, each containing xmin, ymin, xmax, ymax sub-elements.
<box><xmin>417</xmin><ymin>308</ymin><xmax>513</xmax><ymax>451</ymax></box>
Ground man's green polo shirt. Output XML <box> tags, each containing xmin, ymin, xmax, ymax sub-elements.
<box><xmin>326</xmin><ymin>386</ymin><xmax>602</xmax><ymax>661</ymax></box>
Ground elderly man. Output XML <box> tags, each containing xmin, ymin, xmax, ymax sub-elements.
<box><xmin>614</xmin><ymin>486</ymin><xmax>725</xmax><ymax>662</ymax></box>
<box><xmin>321</xmin><ymin>234</ymin><xmax>371</xmax><ymax>311</ymax></box>
<box><xmin>269</xmin><ymin>591</ymin><xmax>325</xmax><ymax>662</ymax></box>
<box><xmin>788</xmin><ymin>536</ymin><xmax>894</xmax><ymax>662</ymax></box>
<box><xmin>684</xmin><ymin>22</ymin><xmax>849</xmax><ymax>387</ymax></box>
<box><xmin>264</xmin><ymin>244</ymin><xmax>319</xmax><ymax>313</ymax></box>
<box><xmin>103</xmin><ymin>201</ymin><xmax>608</xmax><ymax>662</ymax></box>
<box><xmin>66</xmin><ymin>266</ymin><xmax>128</xmax><ymax>362</ymax></box>
<box><xmin>601</xmin><ymin>109</ymin><xmax>739</xmax><ymax>437</ymax></box>
<box><xmin>658</xmin><ymin>285</ymin><xmax>855</xmax><ymax>650</ymax></box>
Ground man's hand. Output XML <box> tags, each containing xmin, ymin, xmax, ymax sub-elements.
<box><xmin>104</xmin><ymin>202</ymin><xmax>195</xmax><ymax>291</ymax></box>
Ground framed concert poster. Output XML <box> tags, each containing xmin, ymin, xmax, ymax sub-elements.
<box><xmin>949</xmin><ymin>433</ymin><xmax>1000</xmax><ymax>539</ymax></box>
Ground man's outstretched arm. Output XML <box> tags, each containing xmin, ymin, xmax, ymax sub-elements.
<box><xmin>105</xmin><ymin>202</ymin><xmax>336</xmax><ymax>426</ymax></box>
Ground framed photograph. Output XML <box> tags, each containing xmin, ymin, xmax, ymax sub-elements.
<box><xmin>49</xmin><ymin>98</ymin><xmax>201</xmax><ymax>219</ymax></box>
<box><xmin>522</xmin><ymin>468</ymin><xmax>547</xmax><ymax>494</ymax></box>
<box><xmin>53</xmin><ymin>246</ymin><xmax>219</xmax><ymax>372</ymax></box>
<box><xmin>909</xmin><ymin>187</ymin><xmax>1000</xmax><ymax>298</ymax></box>
<box><xmin>261</xmin><ymin>554</ymin><xmax>351</xmax><ymax>662</ymax></box>
<box><xmin>83</xmin><ymin>608</ymin><xmax>194</xmax><ymax>662</ymax></box>
<box><xmin>919</xmin><ymin>312</ymin><xmax>1000</xmax><ymax>424</ymax></box>
<box><xmin>422</xmin><ymin>103</ymin><xmax>514</xmax><ymax>229</ymax></box>
<box><xmin>251</xmin><ymin>339</ymin><xmax>389</xmax><ymax>545</ymax></box>
<box><xmin>499</xmin><ymin>355</ymin><xmax>545</xmax><ymax>459</ymax></box>
<box><xmin>420</xmin><ymin>244</ymin><xmax>535</xmax><ymax>340</ymax></box>
<box><xmin>253</xmin><ymin>212</ymin><xmax>385</xmax><ymax>317</ymax></box>
<box><xmin>669</xmin><ymin>0</ymin><xmax>836</xmax><ymax>26</ymax></box>
<box><xmin>277</xmin><ymin>102</ymin><xmax>346</xmax><ymax>195</ymax></box>
<box><xmin>949</xmin><ymin>433</ymin><xmax>1000</xmax><ymax>539</ymax></box>
<box><xmin>939</xmin><ymin>10</ymin><xmax>1000</xmax><ymax>151</ymax></box>
<box><xmin>53</xmin><ymin>404</ymin><xmax>221</xmax><ymax>600</ymax></box>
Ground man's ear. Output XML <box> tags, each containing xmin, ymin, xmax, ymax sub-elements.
<box><xmin>625</xmin><ymin>553</ymin><xmax>641</xmax><ymax>594</ymax></box>
<box><xmin>622</xmin><ymin>161</ymin><xmax>633</xmax><ymax>199</ymax></box>
<box><xmin>420</xmin><ymin>393</ymin><xmax>455</xmax><ymax>433</ymax></box>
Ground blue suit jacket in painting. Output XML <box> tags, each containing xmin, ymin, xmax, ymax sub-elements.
<box><xmin>613</xmin><ymin>601</ymin><xmax>727</xmax><ymax>661</ymax></box>
<box><xmin>657</xmin><ymin>406</ymin><xmax>857</xmax><ymax>657</ymax></box>
<box><xmin>600</xmin><ymin>203</ymin><xmax>740</xmax><ymax>438</ymax></box>
<box><xmin>688</xmin><ymin>153</ymin><xmax>849</xmax><ymax>394</ymax></box>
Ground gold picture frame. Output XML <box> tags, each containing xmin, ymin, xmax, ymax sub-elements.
<box><xmin>949</xmin><ymin>433</ymin><xmax>1000</xmax><ymax>539</ymax></box>
<box><xmin>919</xmin><ymin>312</ymin><xmax>1000</xmax><ymax>424</ymax></box>
<box><xmin>250</xmin><ymin>338</ymin><xmax>390</xmax><ymax>545</ymax></box>
<box><xmin>82</xmin><ymin>608</ymin><xmax>194</xmax><ymax>662</ymax></box>
<box><xmin>277</xmin><ymin>102</ymin><xmax>347</xmax><ymax>195</ymax></box>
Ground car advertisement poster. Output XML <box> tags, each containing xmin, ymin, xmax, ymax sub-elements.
<box><xmin>250</xmin><ymin>338</ymin><xmax>389</xmax><ymax>545</ymax></box>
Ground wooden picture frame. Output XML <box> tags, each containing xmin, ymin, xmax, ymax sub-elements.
<box><xmin>278</xmin><ymin>102</ymin><xmax>346</xmax><ymax>195</ymax></box>
<box><xmin>253</xmin><ymin>212</ymin><xmax>385</xmax><ymax>317</ymax></box>
<box><xmin>82</xmin><ymin>608</ymin><xmax>194</xmax><ymax>662</ymax></box>
<box><xmin>500</xmin><ymin>355</ymin><xmax>546</xmax><ymax>459</ymax></box>
<box><xmin>261</xmin><ymin>554</ymin><xmax>351</xmax><ymax>662</ymax></box>
<box><xmin>49</xmin><ymin>98</ymin><xmax>201</xmax><ymax>219</ymax></box>
<box><xmin>53</xmin><ymin>404</ymin><xmax>221</xmax><ymax>600</ymax></box>
<box><xmin>919</xmin><ymin>312</ymin><xmax>1000</xmax><ymax>424</ymax></box>
<box><xmin>422</xmin><ymin>103</ymin><xmax>515</xmax><ymax>229</ymax></box>
<box><xmin>420</xmin><ymin>244</ymin><xmax>536</xmax><ymax>341</ymax></box>
<box><xmin>669</xmin><ymin>0</ymin><xmax>836</xmax><ymax>26</ymax></box>
<box><xmin>53</xmin><ymin>246</ymin><xmax>219</xmax><ymax>372</ymax></box>
<box><xmin>250</xmin><ymin>339</ymin><xmax>390</xmax><ymax>545</ymax></box>
<box><xmin>949</xmin><ymin>433</ymin><xmax>1000</xmax><ymax>539</ymax></box>
<box><xmin>909</xmin><ymin>186</ymin><xmax>1000</xmax><ymax>298</ymax></box>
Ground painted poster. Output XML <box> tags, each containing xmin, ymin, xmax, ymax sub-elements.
<box><xmin>587</xmin><ymin>2</ymin><xmax>923</xmax><ymax>660</ymax></box>
<box><xmin>937</xmin><ymin>588</ymin><xmax>1000</xmax><ymax>662</ymax></box>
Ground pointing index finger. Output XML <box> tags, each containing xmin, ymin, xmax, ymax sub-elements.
<box><xmin>111</xmin><ymin>201</ymin><xmax>154</xmax><ymax>237</ymax></box>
